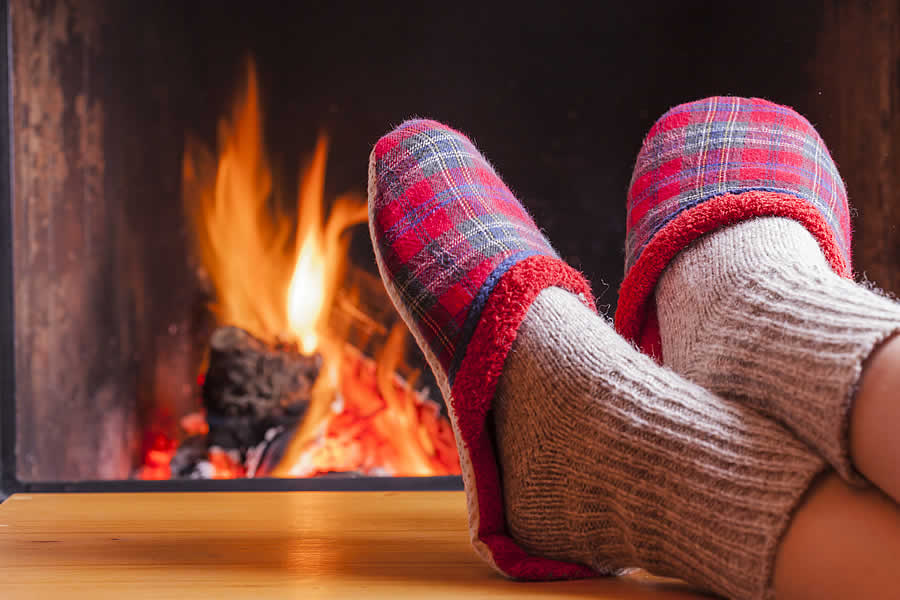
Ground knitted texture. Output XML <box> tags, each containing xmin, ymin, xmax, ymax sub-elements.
<box><xmin>496</xmin><ymin>287</ymin><xmax>826</xmax><ymax>600</ymax></box>
<box><xmin>368</xmin><ymin>119</ymin><xmax>596</xmax><ymax>579</ymax></box>
<box><xmin>656</xmin><ymin>217</ymin><xmax>900</xmax><ymax>483</ymax></box>
<box><xmin>616</xmin><ymin>97</ymin><xmax>853</xmax><ymax>358</ymax></box>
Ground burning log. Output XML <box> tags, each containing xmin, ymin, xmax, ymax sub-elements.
<box><xmin>202</xmin><ymin>326</ymin><xmax>322</xmax><ymax>455</ymax></box>
<box><xmin>144</xmin><ymin>332</ymin><xmax>462</xmax><ymax>480</ymax></box>
<box><xmin>259</xmin><ymin>344</ymin><xmax>461</xmax><ymax>478</ymax></box>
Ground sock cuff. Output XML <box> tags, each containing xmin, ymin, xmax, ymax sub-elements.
<box><xmin>755</xmin><ymin>277</ymin><xmax>900</xmax><ymax>483</ymax></box>
<box><xmin>615</xmin><ymin>190</ymin><xmax>853</xmax><ymax>358</ymax></box>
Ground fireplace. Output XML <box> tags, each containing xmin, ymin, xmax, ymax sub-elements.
<box><xmin>2</xmin><ymin>0</ymin><xmax>898</xmax><ymax>498</ymax></box>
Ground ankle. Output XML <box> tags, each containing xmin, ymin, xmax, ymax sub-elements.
<box><xmin>669</xmin><ymin>218</ymin><xmax>832</xmax><ymax>289</ymax></box>
<box><xmin>655</xmin><ymin>217</ymin><xmax>837</xmax><ymax>360</ymax></box>
<box><xmin>494</xmin><ymin>283</ymin><xmax>828</xmax><ymax>597</ymax></box>
<box><xmin>849</xmin><ymin>333</ymin><xmax>900</xmax><ymax>500</ymax></box>
<box><xmin>654</xmin><ymin>215</ymin><xmax>900</xmax><ymax>486</ymax></box>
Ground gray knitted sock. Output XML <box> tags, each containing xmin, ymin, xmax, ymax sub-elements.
<box><xmin>494</xmin><ymin>286</ymin><xmax>825</xmax><ymax>600</ymax></box>
<box><xmin>655</xmin><ymin>217</ymin><xmax>900</xmax><ymax>483</ymax></box>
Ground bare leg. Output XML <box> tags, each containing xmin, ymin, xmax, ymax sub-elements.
<box><xmin>851</xmin><ymin>334</ymin><xmax>900</xmax><ymax>502</ymax></box>
<box><xmin>774</xmin><ymin>334</ymin><xmax>900</xmax><ymax>600</ymax></box>
<box><xmin>774</xmin><ymin>471</ymin><xmax>900</xmax><ymax>599</ymax></box>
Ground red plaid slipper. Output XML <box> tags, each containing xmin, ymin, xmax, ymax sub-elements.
<box><xmin>615</xmin><ymin>96</ymin><xmax>854</xmax><ymax>358</ymax></box>
<box><xmin>368</xmin><ymin>119</ymin><xmax>597</xmax><ymax>580</ymax></box>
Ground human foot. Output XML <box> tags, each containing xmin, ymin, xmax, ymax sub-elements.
<box><xmin>369</xmin><ymin>119</ymin><xmax>826</xmax><ymax>599</ymax></box>
<box><xmin>496</xmin><ymin>285</ymin><xmax>824</xmax><ymax>599</ymax></box>
<box><xmin>368</xmin><ymin>118</ymin><xmax>596</xmax><ymax>580</ymax></box>
<box><xmin>656</xmin><ymin>216</ymin><xmax>900</xmax><ymax>482</ymax></box>
<box><xmin>618</xmin><ymin>97</ymin><xmax>900</xmax><ymax>483</ymax></box>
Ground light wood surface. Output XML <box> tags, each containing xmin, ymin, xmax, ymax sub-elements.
<box><xmin>0</xmin><ymin>491</ymin><xmax>707</xmax><ymax>599</ymax></box>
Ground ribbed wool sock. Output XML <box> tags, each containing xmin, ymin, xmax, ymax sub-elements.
<box><xmin>616</xmin><ymin>95</ymin><xmax>900</xmax><ymax>484</ymax></box>
<box><xmin>656</xmin><ymin>217</ymin><xmax>900</xmax><ymax>482</ymax></box>
<box><xmin>495</xmin><ymin>286</ymin><xmax>824</xmax><ymax>600</ymax></box>
<box><xmin>369</xmin><ymin>119</ymin><xmax>825</xmax><ymax>600</ymax></box>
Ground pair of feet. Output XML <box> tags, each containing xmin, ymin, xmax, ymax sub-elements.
<box><xmin>367</xmin><ymin>97</ymin><xmax>900</xmax><ymax>600</ymax></box>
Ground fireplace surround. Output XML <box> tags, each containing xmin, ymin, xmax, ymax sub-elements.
<box><xmin>1</xmin><ymin>0</ymin><xmax>898</xmax><ymax>499</ymax></box>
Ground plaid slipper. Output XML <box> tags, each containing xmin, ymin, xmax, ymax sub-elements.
<box><xmin>615</xmin><ymin>96</ymin><xmax>853</xmax><ymax>357</ymax></box>
<box><xmin>368</xmin><ymin>119</ymin><xmax>597</xmax><ymax>580</ymax></box>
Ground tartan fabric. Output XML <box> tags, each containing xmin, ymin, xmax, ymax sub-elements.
<box><xmin>616</xmin><ymin>96</ymin><xmax>854</xmax><ymax>357</ymax></box>
<box><xmin>625</xmin><ymin>96</ymin><xmax>851</xmax><ymax>275</ymax></box>
<box><xmin>370</xmin><ymin>119</ymin><xmax>559</xmax><ymax>383</ymax></box>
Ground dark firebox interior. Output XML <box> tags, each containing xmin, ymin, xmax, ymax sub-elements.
<box><xmin>5</xmin><ymin>1</ymin><xmax>897</xmax><ymax>487</ymax></box>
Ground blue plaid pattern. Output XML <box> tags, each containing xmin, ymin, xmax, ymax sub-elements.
<box><xmin>370</xmin><ymin>120</ymin><xmax>558</xmax><ymax>382</ymax></box>
<box><xmin>625</xmin><ymin>96</ymin><xmax>851</xmax><ymax>274</ymax></box>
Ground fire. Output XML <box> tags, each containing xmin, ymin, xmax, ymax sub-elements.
<box><xmin>171</xmin><ymin>57</ymin><xmax>461</xmax><ymax>480</ymax></box>
<box><xmin>183</xmin><ymin>60</ymin><xmax>364</xmax><ymax>350</ymax></box>
<box><xmin>285</xmin><ymin>133</ymin><xmax>368</xmax><ymax>354</ymax></box>
<box><xmin>271</xmin><ymin>325</ymin><xmax>459</xmax><ymax>478</ymax></box>
<box><xmin>287</xmin><ymin>236</ymin><xmax>325</xmax><ymax>353</ymax></box>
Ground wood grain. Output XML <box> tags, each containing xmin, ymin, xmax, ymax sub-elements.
<box><xmin>0</xmin><ymin>491</ymin><xmax>707</xmax><ymax>600</ymax></box>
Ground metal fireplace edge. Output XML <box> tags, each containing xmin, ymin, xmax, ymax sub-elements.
<box><xmin>1</xmin><ymin>0</ymin><xmax>16</xmax><ymax>503</ymax></box>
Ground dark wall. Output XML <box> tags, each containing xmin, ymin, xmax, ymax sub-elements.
<box><xmin>813</xmin><ymin>0</ymin><xmax>900</xmax><ymax>295</ymax></box>
<box><xmin>178</xmin><ymin>1</ymin><xmax>829</xmax><ymax>311</ymax></box>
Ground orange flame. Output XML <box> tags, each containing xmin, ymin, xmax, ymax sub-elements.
<box><xmin>182</xmin><ymin>59</ymin><xmax>365</xmax><ymax>350</ymax></box>
<box><xmin>177</xmin><ymin>57</ymin><xmax>460</xmax><ymax>480</ymax></box>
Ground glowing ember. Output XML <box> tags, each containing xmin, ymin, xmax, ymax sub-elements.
<box><xmin>208</xmin><ymin>448</ymin><xmax>246</xmax><ymax>479</ymax></box>
<box><xmin>272</xmin><ymin>331</ymin><xmax>460</xmax><ymax>477</ymax></box>
<box><xmin>146</xmin><ymin>57</ymin><xmax>461</xmax><ymax>480</ymax></box>
<box><xmin>137</xmin><ymin>428</ymin><xmax>175</xmax><ymax>480</ymax></box>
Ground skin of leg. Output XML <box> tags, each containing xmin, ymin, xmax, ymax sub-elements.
<box><xmin>774</xmin><ymin>471</ymin><xmax>900</xmax><ymax>599</ymax></box>
<box><xmin>850</xmin><ymin>333</ymin><xmax>900</xmax><ymax>502</ymax></box>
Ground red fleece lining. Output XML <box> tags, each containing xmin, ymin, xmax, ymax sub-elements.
<box><xmin>615</xmin><ymin>191</ymin><xmax>853</xmax><ymax>358</ymax></box>
<box><xmin>450</xmin><ymin>254</ymin><xmax>599</xmax><ymax>580</ymax></box>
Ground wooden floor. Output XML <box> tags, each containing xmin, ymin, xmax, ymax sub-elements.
<box><xmin>0</xmin><ymin>491</ymin><xmax>708</xmax><ymax>599</ymax></box>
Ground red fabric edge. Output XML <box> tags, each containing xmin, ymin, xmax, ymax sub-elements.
<box><xmin>449</xmin><ymin>254</ymin><xmax>600</xmax><ymax>580</ymax></box>
<box><xmin>614</xmin><ymin>191</ymin><xmax>853</xmax><ymax>359</ymax></box>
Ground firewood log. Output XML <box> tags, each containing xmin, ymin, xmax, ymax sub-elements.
<box><xmin>202</xmin><ymin>326</ymin><xmax>322</xmax><ymax>453</ymax></box>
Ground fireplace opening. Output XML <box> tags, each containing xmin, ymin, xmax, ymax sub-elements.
<box><xmin>135</xmin><ymin>58</ymin><xmax>460</xmax><ymax>481</ymax></box>
<box><xmin>4</xmin><ymin>0</ymin><xmax>896</xmax><ymax>495</ymax></box>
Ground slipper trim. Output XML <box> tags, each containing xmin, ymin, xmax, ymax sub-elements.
<box><xmin>615</xmin><ymin>190</ymin><xmax>853</xmax><ymax>359</ymax></box>
<box><xmin>450</xmin><ymin>254</ymin><xmax>601</xmax><ymax>579</ymax></box>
